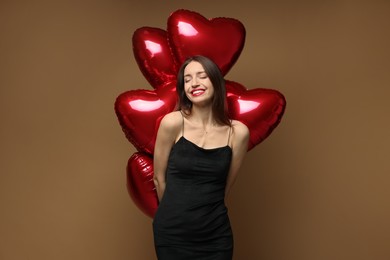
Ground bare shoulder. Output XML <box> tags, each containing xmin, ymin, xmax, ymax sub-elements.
<box><xmin>231</xmin><ymin>120</ymin><xmax>250</xmax><ymax>140</ymax></box>
<box><xmin>159</xmin><ymin>111</ymin><xmax>183</xmax><ymax>133</ymax></box>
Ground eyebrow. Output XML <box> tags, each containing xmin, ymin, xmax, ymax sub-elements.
<box><xmin>184</xmin><ymin>71</ymin><xmax>207</xmax><ymax>77</ymax></box>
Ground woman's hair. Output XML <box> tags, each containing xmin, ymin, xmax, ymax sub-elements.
<box><xmin>176</xmin><ymin>55</ymin><xmax>231</xmax><ymax>126</ymax></box>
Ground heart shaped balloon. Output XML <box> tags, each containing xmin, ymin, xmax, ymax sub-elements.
<box><xmin>226</xmin><ymin>81</ymin><xmax>286</xmax><ymax>150</ymax></box>
<box><xmin>127</xmin><ymin>152</ymin><xmax>157</xmax><ymax>218</ymax></box>
<box><xmin>132</xmin><ymin>27</ymin><xmax>179</xmax><ymax>89</ymax></box>
<box><xmin>167</xmin><ymin>9</ymin><xmax>245</xmax><ymax>76</ymax></box>
<box><xmin>115</xmin><ymin>82</ymin><xmax>177</xmax><ymax>155</ymax></box>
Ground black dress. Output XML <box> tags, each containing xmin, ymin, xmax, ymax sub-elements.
<box><xmin>153</xmin><ymin>117</ymin><xmax>233</xmax><ymax>260</ymax></box>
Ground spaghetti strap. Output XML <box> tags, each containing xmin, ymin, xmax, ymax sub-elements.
<box><xmin>227</xmin><ymin>122</ymin><xmax>232</xmax><ymax>146</ymax></box>
<box><xmin>179</xmin><ymin>110</ymin><xmax>184</xmax><ymax>137</ymax></box>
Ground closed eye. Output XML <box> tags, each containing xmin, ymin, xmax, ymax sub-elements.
<box><xmin>184</xmin><ymin>77</ymin><xmax>191</xmax><ymax>83</ymax></box>
<box><xmin>198</xmin><ymin>73</ymin><xmax>208</xmax><ymax>79</ymax></box>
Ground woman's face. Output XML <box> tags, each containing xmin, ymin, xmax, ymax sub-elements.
<box><xmin>183</xmin><ymin>61</ymin><xmax>214</xmax><ymax>106</ymax></box>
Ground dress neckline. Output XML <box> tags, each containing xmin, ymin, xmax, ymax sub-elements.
<box><xmin>177</xmin><ymin>136</ymin><xmax>232</xmax><ymax>152</ymax></box>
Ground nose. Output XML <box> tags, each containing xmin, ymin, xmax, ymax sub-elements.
<box><xmin>191</xmin><ymin>77</ymin><xmax>200</xmax><ymax>87</ymax></box>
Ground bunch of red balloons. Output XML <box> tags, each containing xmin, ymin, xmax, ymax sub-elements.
<box><xmin>115</xmin><ymin>9</ymin><xmax>286</xmax><ymax>218</ymax></box>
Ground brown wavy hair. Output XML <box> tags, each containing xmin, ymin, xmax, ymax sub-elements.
<box><xmin>176</xmin><ymin>55</ymin><xmax>231</xmax><ymax>126</ymax></box>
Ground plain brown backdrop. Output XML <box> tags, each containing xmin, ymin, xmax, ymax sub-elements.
<box><xmin>1</xmin><ymin>0</ymin><xmax>389</xmax><ymax>259</ymax></box>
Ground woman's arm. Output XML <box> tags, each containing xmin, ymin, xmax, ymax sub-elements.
<box><xmin>153</xmin><ymin>112</ymin><xmax>181</xmax><ymax>202</ymax></box>
<box><xmin>225</xmin><ymin>121</ymin><xmax>250</xmax><ymax>200</ymax></box>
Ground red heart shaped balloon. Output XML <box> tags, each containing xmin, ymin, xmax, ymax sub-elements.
<box><xmin>127</xmin><ymin>152</ymin><xmax>158</xmax><ymax>218</ymax></box>
<box><xmin>115</xmin><ymin>82</ymin><xmax>177</xmax><ymax>155</ymax></box>
<box><xmin>133</xmin><ymin>27</ymin><xmax>179</xmax><ymax>89</ymax></box>
<box><xmin>167</xmin><ymin>9</ymin><xmax>245</xmax><ymax>76</ymax></box>
<box><xmin>226</xmin><ymin>81</ymin><xmax>286</xmax><ymax>150</ymax></box>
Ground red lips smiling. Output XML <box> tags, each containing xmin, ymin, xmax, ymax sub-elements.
<box><xmin>191</xmin><ymin>88</ymin><xmax>206</xmax><ymax>96</ymax></box>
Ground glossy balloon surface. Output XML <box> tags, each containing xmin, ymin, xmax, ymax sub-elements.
<box><xmin>127</xmin><ymin>152</ymin><xmax>157</xmax><ymax>218</ymax></box>
<box><xmin>168</xmin><ymin>9</ymin><xmax>245</xmax><ymax>76</ymax></box>
<box><xmin>226</xmin><ymin>81</ymin><xmax>286</xmax><ymax>150</ymax></box>
<box><xmin>133</xmin><ymin>27</ymin><xmax>178</xmax><ymax>89</ymax></box>
<box><xmin>115</xmin><ymin>82</ymin><xmax>177</xmax><ymax>155</ymax></box>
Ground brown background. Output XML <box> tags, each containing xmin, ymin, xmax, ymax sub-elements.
<box><xmin>1</xmin><ymin>0</ymin><xmax>389</xmax><ymax>259</ymax></box>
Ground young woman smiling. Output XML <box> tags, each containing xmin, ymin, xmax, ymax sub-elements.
<box><xmin>152</xmin><ymin>55</ymin><xmax>249</xmax><ymax>260</ymax></box>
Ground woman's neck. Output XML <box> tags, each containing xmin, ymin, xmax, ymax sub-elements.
<box><xmin>188</xmin><ymin>105</ymin><xmax>216</xmax><ymax>127</ymax></box>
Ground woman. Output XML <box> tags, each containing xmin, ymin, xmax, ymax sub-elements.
<box><xmin>153</xmin><ymin>55</ymin><xmax>249</xmax><ymax>260</ymax></box>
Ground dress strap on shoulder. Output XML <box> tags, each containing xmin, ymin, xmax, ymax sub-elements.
<box><xmin>227</xmin><ymin>121</ymin><xmax>232</xmax><ymax>146</ymax></box>
<box><xmin>179</xmin><ymin>110</ymin><xmax>185</xmax><ymax>137</ymax></box>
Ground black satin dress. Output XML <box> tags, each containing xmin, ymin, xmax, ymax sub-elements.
<box><xmin>153</xmin><ymin>120</ymin><xmax>233</xmax><ymax>260</ymax></box>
